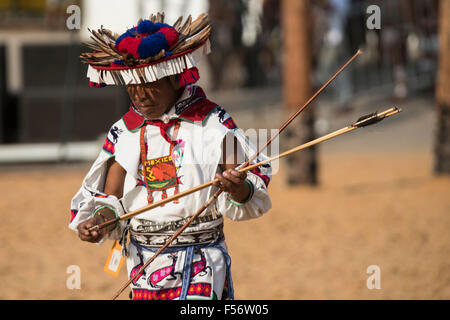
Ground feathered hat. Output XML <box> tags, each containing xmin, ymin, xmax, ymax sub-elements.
<box><xmin>80</xmin><ymin>13</ymin><xmax>211</xmax><ymax>88</ymax></box>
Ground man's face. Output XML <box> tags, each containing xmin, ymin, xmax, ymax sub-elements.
<box><xmin>126</xmin><ymin>78</ymin><xmax>178</xmax><ymax>119</ymax></box>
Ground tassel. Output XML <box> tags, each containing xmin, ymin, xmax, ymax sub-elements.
<box><xmin>147</xmin><ymin>192</ymin><xmax>154</xmax><ymax>204</ymax></box>
<box><xmin>160</xmin><ymin>189</ymin><xmax>168</xmax><ymax>207</ymax></box>
<box><xmin>176</xmin><ymin>67</ymin><xmax>199</xmax><ymax>86</ymax></box>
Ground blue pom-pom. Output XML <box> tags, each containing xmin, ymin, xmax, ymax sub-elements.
<box><xmin>153</xmin><ymin>22</ymin><xmax>171</xmax><ymax>29</ymax></box>
<box><xmin>115</xmin><ymin>27</ymin><xmax>136</xmax><ymax>46</ymax></box>
<box><xmin>137</xmin><ymin>20</ymin><xmax>160</xmax><ymax>34</ymax></box>
<box><xmin>111</xmin><ymin>59</ymin><xmax>125</xmax><ymax>65</ymax></box>
<box><xmin>138</xmin><ymin>33</ymin><xmax>168</xmax><ymax>58</ymax></box>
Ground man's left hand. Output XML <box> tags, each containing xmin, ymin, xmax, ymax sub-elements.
<box><xmin>213</xmin><ymin>169</ymin><xmax>250</xmax><ymax>203</ymax></box>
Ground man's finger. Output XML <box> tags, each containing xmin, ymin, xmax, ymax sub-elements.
<box><xmin>215</xmin><ymin>173</ymin><xmax>232</xmax><ymax>191</ymax></box>
<box><xmin>79</xmin><ymin>226</ymin><xmax>91</xmax><ymax>236</ymax></box>
<box><xmin>91</xmin><ymin>234</ymin><xmax>102</xmax><ymax>243</ymax></box>
<box><xmin>213</xmin><ymin>173</ymin><xmax>223</xmax><ymax>188</ymax></box>
<box><xmin>229</xmin><ymin>169</ymin><xmax>246</xmax><ymax>180</ymax></box>
<box><xmin>218</xmin><ymin>174</ymin><xmax>233</xmax><ymax>190</ymax></box>
<box><xmin>79</xmin><ymin>232</ymin><xmax>92</xmax><ymax>241</ymax></box>
<box><xmin>223</xmin><ymin>171</ymin><xmax>243</xmax><ymax>185</ymax></box>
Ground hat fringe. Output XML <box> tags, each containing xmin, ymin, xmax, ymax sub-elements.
<box><xmin>86</xmin><ymin>40</ymin><xmax>210</xmax><ymax>86</ymax></box>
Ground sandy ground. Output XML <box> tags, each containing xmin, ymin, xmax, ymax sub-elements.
<box><xmin>0</xmin><ymin>95</ymin><xmax>449</xmax><ymax>300</ymax></box>
<box><xmin>0</xmin><ymin>153</ymin><xmax>448</xmax><ymax>300</ymax></box>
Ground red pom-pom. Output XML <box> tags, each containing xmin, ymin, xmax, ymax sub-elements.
<box><xmin>116</xmin><ymin>36</ymin><xmax>142</xmax><ymax>59</ymax></box>
<box><xmin>157</xmin><ymin>26</ymin><xmax>179</xmax><ymax>47</ymax></box>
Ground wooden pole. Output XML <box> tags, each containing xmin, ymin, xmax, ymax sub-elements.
<box><xmin>282</xmin><ymin>0</ymin><xmax>317</xmax><ymax>185</ymax></box>
<box><xmin>435</xmin><ymin>0</ymin><xmax>450</xmax><ymax>174</ymax></box>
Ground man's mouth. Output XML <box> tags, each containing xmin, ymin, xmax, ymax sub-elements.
<box><xmin>137</xmin><ymin>103</ymin><xmax>156</xmax><ymax>109</ymax></box>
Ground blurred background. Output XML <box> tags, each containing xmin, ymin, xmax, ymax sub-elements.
<box><xmin>0</xmin><ymin>0</ymin><xmax>448</xmax><ymax>299</ymax></box>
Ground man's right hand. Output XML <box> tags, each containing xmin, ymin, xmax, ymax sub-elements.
<box><xmin>77</xmin><ymin>215</ymin><xmax>107</xmax><ymax>243</ymax></box>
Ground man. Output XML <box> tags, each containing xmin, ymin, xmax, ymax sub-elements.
<box><xmin>69</xmin><ymin>13</ymin><xmax>272</xmax><ymax>300</ymax></box>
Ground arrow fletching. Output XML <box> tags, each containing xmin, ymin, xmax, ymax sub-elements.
<box><xmin>352</xmin><ymin>107</ymin><xmax>402</xmax><ymax>128</ymax></box>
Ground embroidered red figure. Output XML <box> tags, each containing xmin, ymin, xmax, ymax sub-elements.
<box><xmin>144</xmin><ymin>156</ymin><xmax>178</xmax><ymax>191</ymax></box>
<box><xmin>140</xmin><ymin>120</ymin><xmax>181</xmax><ymax>204</ymax></box>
